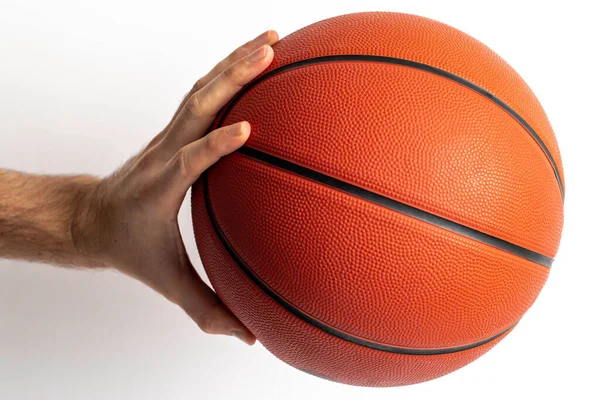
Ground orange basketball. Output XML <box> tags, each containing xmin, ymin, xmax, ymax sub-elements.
<box><xmin>191</xmin><ymin>12</ymin><xmax>564</xmax><ymax>386</ymax></box>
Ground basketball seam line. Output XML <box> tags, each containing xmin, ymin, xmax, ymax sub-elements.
<box><xmin>201</xmin><ymin>173</ymin><xmax>517</xmax><ymax>355</ymax></box>
<box><xmin>236</xmin><ymin>147</ymin><xmax>553</xmax><ymax>267</ymax></box>
<box><xmin>216</xmin><ymin>54</ymin><xmax>564</xmax><ymax>200</ymax></box>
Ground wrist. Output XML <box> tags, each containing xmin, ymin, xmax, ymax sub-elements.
<box><xmin>70</xmin><ymin>175</ymin><xmax>112</xmax><ymax>268</ymax></box>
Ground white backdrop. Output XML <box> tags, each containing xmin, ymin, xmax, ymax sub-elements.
<box><xmin>1</xmin><ymin>0</ymin><xmax>598</xmax><ymax>399</ymax></box>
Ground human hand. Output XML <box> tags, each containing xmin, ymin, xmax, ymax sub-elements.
<box><xmin>72</xmin><ymin>30</ymin><xmax>279</xmax><ymax>345</ymax></box>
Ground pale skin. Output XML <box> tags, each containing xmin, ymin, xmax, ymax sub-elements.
<box><xmin>0</xmin><ymin>30</ymin><xmax>280</xmax><ymax>346</ymax></box>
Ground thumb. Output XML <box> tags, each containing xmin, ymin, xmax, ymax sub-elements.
<box><xmin>175</xmin><ymin>262</ymin><xmax>256</xmax><ymax>346</ymax></box>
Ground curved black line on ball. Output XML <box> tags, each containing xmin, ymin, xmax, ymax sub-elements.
<box><xmin>202</xmin><ymin>173</ymin><xmax>517</xmax><ymax>355</ymax></box>
<box><xmin>236</xmin><ymin>147</ymin><xmax>553</xmax><ymax>267</ymax></box>
<box><xmin>216</xmin><ymin>54</ymin><xmax>564</xmax><ymax>200</ymax></box>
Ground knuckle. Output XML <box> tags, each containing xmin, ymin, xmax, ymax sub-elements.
<box><xmin>144</xmin><ymin>134</ymin><xmax>163</xmax><ymax>152</ymax></box>
<box><xmin>175</xmin><ymin>148</ymin><xmax>191</xmax><ymax>177</ymax></box>
<box><xmin>135</xmin><ymin>150</ymin><xmax>155</xmax><ymax>170</ymax></box>
<box><xmin>192</xmin><ymin>78</ymin><xmax>205</xmax><ymax>92</ymax></box>
<box><xmin>230</xmin><ymin>44</ymin><xmax>251</xmax><ymax>61</ymax></box>
<box><xmin>185</xmin><ymin>92</ymin><xmax>208</xmax><ymax>117</ymax></box>
<box><xmin>222</xmin><ymin>63</ymin><xmax>246</xmax><ymax>86</ymax></box>
<box><xmin>204</xmin><ymin>133</ymin><xmax>222</xmax><ymax>154</ymax></box>
<box><xmin>192</xmin><ymin>306</ymin><xmax>223</xmax><ymax>334</ymax></box>
<box><xmin>197</xmin><ymin>313</ymin><xmax>215</xmax><ymax>334</ymax></box>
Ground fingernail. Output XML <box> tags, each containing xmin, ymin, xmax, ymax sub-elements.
<box><xmin>227</xmin><ymin>122</ymin><xmax>248</xmax><ymax>136</ymax></box>
<box><xmin>231</xmin><ymin>330</ymin><xmax>251</xmax><ymax>345</ymax></box>
<box><xmin>247</xmin><ymin>45</ymin><xmax>267</xmax><ymax>63</ymax></box>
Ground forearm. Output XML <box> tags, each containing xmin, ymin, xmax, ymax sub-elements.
<box><xmin>0</xmin><ymin>169</ymin><xmax>102</xmax><ymax>267</ymax></box>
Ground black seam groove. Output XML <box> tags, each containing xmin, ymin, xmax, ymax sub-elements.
<box><xmin>216</xmin><ymin>54</ymin><xmax>564</xmax><ymax>200</ymax></box>
<box><xmin>202</xmin><ymin>173</ymin><xmax>517</xmax><ymax>355</ymax></box>
<box><xmin>237</xmin><ymin>147</ymin><xmax>553</xmax><ymax>268</ymax></box>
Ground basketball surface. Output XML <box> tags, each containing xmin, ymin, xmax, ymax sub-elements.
<box><xmin>191</xmin><ymin>12</ymin><xmax>564</xmax><ymax>386</ymax></box>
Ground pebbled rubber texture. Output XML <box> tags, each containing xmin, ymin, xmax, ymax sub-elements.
<box><xmin>191</xmin><ymin>12</ymin><xmax>564</xmax><ymax>386</ymax></box>
<box><xmin>221</xmin><ymin>55</ymin><xmax>564</xmax><ymax>200</ymax></box>
<box><xmin>220</xmin><ymin>61</ymin><xmax>563</xmax><ymax>258</ymax></box>
<box><xmin>236</xmin><ymin>146</ymin><xmax>553</xmax><ymax>268</ymax></box>
<box><xmin>205</xmin><ymin>153</ymin><xmax>549</xmax><ymax>349</ymax></box>
<box><xmin>259</xmin><ymin>12</ymin><xmax>564</xmax><ymax>188</ymax></box>
<box><xmin>192</xmin><ymin>180</ymin><xmax>514</xmax><ymax>386</ymax></box>
<box><xmin>203</xmin><ymin>169</ymin><xmax>519</xmax><ymax>355</ymax></box>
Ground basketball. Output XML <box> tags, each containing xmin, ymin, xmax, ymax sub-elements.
<box><xmin>191</xmin><ymin>12</ymin><xmax>564</xmax><ymax>386</ymax></box>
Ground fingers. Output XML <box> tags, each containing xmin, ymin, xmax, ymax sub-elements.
<box><xmin>147</xmin><ymin>31</ymin><xmax>278</xmax><ymax>152</ymax></box>
<box><xmin>175</xmin><ymin>261</ymin><xmax>256</xmax><ymax>345</ymax></box>
<box><xmin>158</xmin><ymin>44</ymin><xmax>273</xmax><ymax>157</ymax></box>
<box><xmin>200</xmin><ymin>30</ymin><xmax>279</xmax><ymax>91</ymax></box>
<box><xmin>160</xmin><ymin>121</ymin><xmax>249</xmax><ymax>203</ymax></box>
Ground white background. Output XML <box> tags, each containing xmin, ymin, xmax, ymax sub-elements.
<box><xmin>0</xmin><ymin>0</ymin><xmax>598</xmax><ymax>399</ymax></box>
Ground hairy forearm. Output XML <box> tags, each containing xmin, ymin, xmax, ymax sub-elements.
<box><xmin>0</xmin><ymin>169</ymin><xmax>102</xmax><ymax>267</ymax></box>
